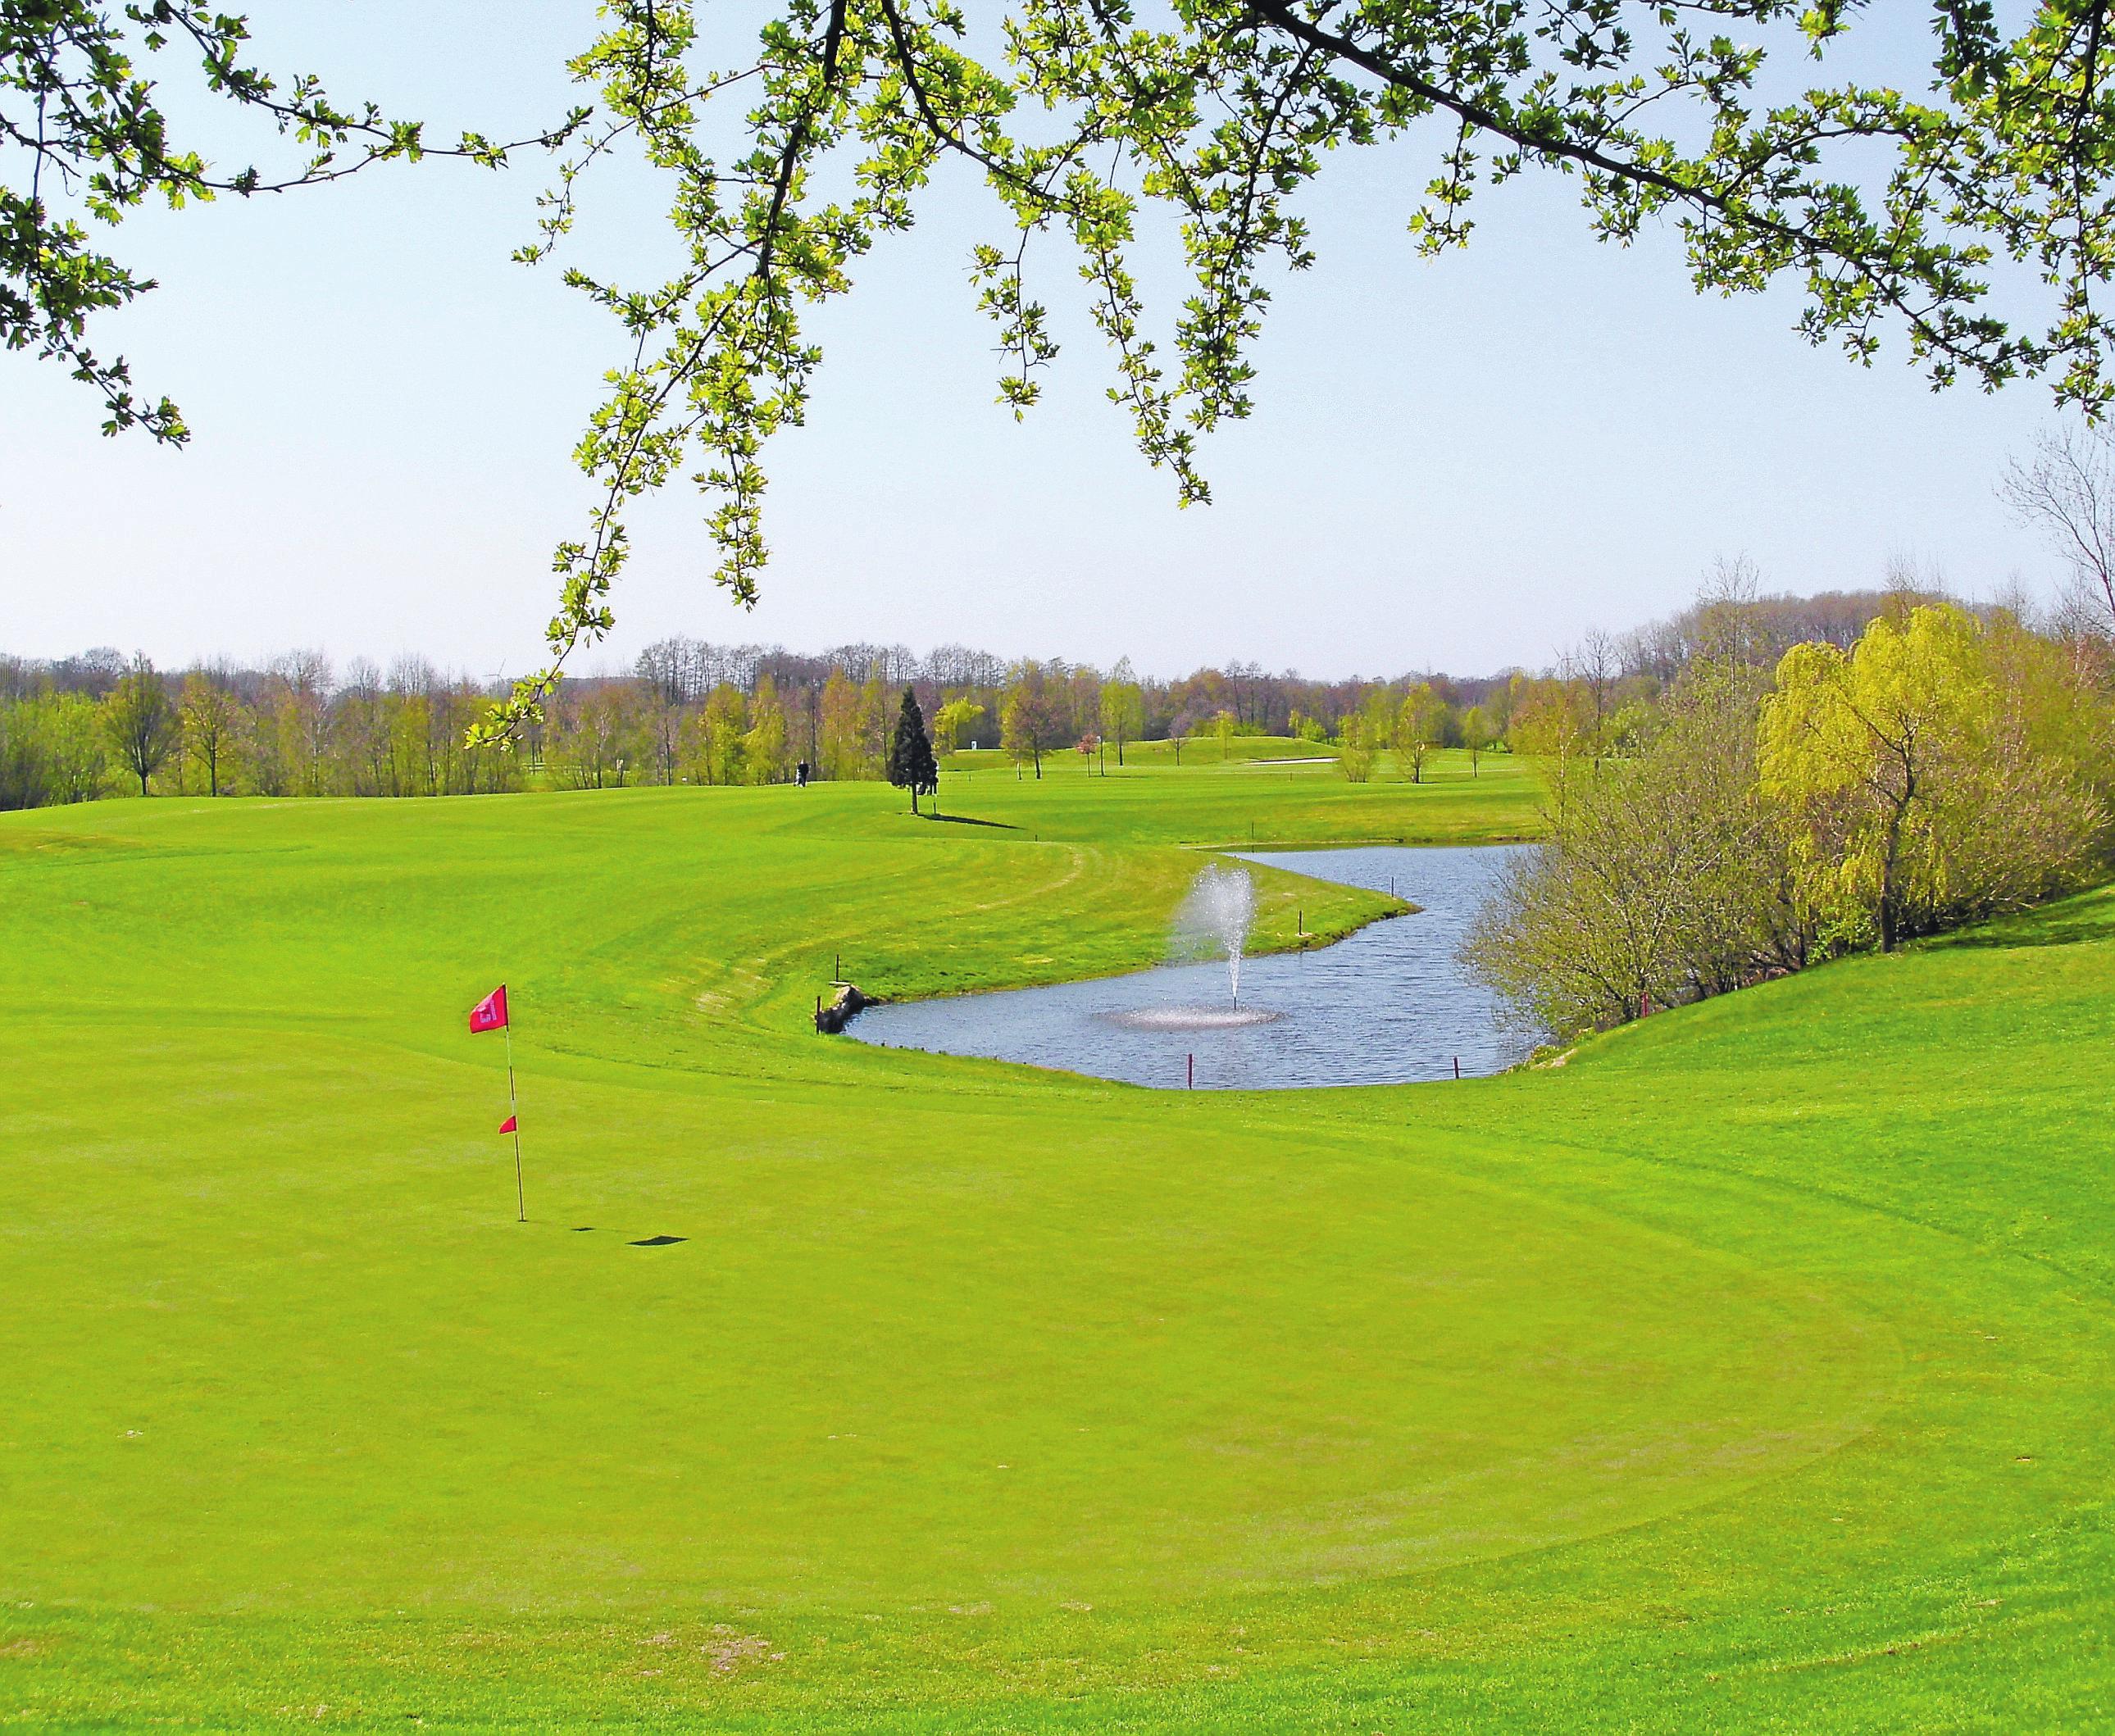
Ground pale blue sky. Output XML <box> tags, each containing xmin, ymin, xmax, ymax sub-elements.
<box><xmin>0</xmin><ymin>3</ymin><xmax>2073</xmax><ymax>679</ymax></box>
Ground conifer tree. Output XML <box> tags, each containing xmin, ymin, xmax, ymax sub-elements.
<box><xmin>886</xmin><ymin>688</ymin><xmax>939</xmax><ymax>816</ymax></box>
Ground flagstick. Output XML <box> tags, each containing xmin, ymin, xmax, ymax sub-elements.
<box><xmin>504</xmin><ymin>1021</ymin><xmax>525</xmax><ymax>1223</ymax></box>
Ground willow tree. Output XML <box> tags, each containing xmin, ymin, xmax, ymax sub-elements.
<box><xmin>932</xmin><ymin>695</ymin><xmax>985</xmax><ymax>752</ymax></box>
<box><xmin>1758</xmin><ymin>607</ymin><xmax>2099</xmax><ymax>952</ymax></box>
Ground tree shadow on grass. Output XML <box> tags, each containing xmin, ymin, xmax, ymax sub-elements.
<box><xmin>924</xmin><ymin>813</ymin><xmax>1020</xmax><ymax>829</ymax></box>
<box><xmin>1929</xmin><ymin>887</ymin><xmax>2115</xmax><ymax>952</ymax></box>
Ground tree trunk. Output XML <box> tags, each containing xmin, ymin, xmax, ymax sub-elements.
<box><xmin>1878</xmin><ymin>804</ymin><xmax>1905</xmax><ymax>952</ymax></box>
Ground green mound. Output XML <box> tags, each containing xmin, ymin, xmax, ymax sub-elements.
<box><xmin>2</xmin><ymin>767</ymin><xmax>2109</xmax><ymax>1730</ymax></box>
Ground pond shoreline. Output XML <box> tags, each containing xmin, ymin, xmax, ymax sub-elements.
<box><xmin>848</xmin><ymin>844</ymin><xmax>1531</xmax><ymax>1090</ymax></box>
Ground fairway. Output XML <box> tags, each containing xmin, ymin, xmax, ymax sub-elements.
<box><xmin>3</xmin><ymin>765</ymin><xmax>2112</xmax><ymax>1731</ymax></box>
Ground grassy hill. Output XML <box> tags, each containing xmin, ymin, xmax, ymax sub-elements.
<box><xmin>2</xmin><ymin>758</ymin><xmax>2109</xmax><ymax>1731</ymax></box>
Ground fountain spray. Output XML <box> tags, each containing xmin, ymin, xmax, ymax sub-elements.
<box><xmin>1177</xmin><ymin>863</ymin><xmax>1258</xmax><ymax>1008</ymax></box>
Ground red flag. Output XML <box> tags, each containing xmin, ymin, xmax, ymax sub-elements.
<box><xmin>468</xmin><ymin>984</ymin><xmax>508</xmax><ymax>1034</ymax></box>
<box><xmin>498</xmin><ymin>1114</ymin><xmax>517</xmax><ymax>1135</ymax></box>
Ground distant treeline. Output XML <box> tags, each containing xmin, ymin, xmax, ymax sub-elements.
<box><xmin>0</xmin><ymin>651</ymin><xmax>518</xmax><ymax>807</ymax></box>
<box><xmin>0</xmin><ymin>585</ymin><xmax>1969</xmax><ymax>810</ymax></box>
<box><xmin>607</xmin><ymin>639</ymin><xmax>1528</xmax><ymax>783</ymax></box>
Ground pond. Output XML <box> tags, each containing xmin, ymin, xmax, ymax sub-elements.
<box><xmin>847</xmin><ymin>844</ymin><xmax>1535</xmax><ymax>1089</ymax></box>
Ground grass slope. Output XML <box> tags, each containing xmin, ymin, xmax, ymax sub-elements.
<box><xmin>0</xmin><ymin>761</ymin><xmax>2109</xmax><ymax>1732</ymax></box>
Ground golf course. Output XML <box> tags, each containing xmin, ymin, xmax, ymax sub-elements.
<box><xmin>2</xmin><ymin>750</ymin><xmax>2108</xmax><ymax>1731</ymax></box>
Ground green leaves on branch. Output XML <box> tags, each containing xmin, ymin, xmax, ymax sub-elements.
<box><xmin>23</xmin><ymin>7</ymin><xmax>2115</xmax><ymax>748</ymax></box>
<box><xmin>486</xmin><ymin>1</ymin><xmax>2115</xmax><ymax>738</ymax></box>
<box><xmin>2</xmin><ymin>2</ymin><xmax>585</xmax><ymax>442</ymax></box>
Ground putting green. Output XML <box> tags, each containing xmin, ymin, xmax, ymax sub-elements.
<box><xmin>4</xmin><ymin>1024</ymin><xmax>1890</xmax><ymax>1611</ymax></box>
<box><xmin>2</xmin><ymin>767</ymin><xmax>2109</xmax><ymax>1730</ymax></box>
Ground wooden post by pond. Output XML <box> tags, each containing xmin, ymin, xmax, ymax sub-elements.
<box><xmin>1187</xmin><ymin>1053</ymin><xmax>1194</xmax><ymax>1090</ymax></box>
<box><xmin>1453</xmin><ymin>1056</ymin><xmax>1461</xmax><ymax>1079</ymax></box>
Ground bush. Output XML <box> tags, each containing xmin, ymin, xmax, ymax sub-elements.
<box><xmin>1463</xmin><ymin>666</ymin><xmax>1805</xmax><ymax>1038</ymax></box>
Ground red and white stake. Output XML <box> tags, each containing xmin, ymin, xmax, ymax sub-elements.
<box><xmin>469</xmin><ymin>984</ymin><xmax>525</xmax><ymax>1223</ymax></box>
<box><xmin>503</xmin><ymin>1020</ymin><xmax>524</xmax><ymax>1222</ymax></box>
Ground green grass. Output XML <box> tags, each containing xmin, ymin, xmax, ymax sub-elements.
<box><xmin>933</xmin><ymin>745</ymin><xmax>1543</xmax><ymax>845</ymax></box>
<box><xmin>1</xmin><ymin>760</ymin><xmax>2111</xmax><ymax>1732</ymax></box>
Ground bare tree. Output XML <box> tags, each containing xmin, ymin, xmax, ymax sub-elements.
<box><xmin>2004</xmin><ymin>425</ymin><xmax>2115</xmax><ymax>635</ymax></box>
<box><xmin>1563</xmin><ymin>632</ymin><xmax>1621</xmax><ymax>770</ymax></box>
<box><xmin>1689</xmin><ymin>554</ymin><xmax>1765</xmax><ymax>667</ymax></box>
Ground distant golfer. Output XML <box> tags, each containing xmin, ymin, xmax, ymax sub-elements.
<box><xmin>796</xmin><ymin>760</ymin><xmax>810</xmax><ymax>788</ymax></box>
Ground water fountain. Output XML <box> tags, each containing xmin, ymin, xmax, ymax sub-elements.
<box><xmin>1108</xmin><ymin>862</ymin><xmax>1280</xmax><ymax>1031</ymax></box>
<box><xmin>1182</xmin><ymin>861</ymin><xmax>1257</xmax><ymax>1007</ymax></box>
